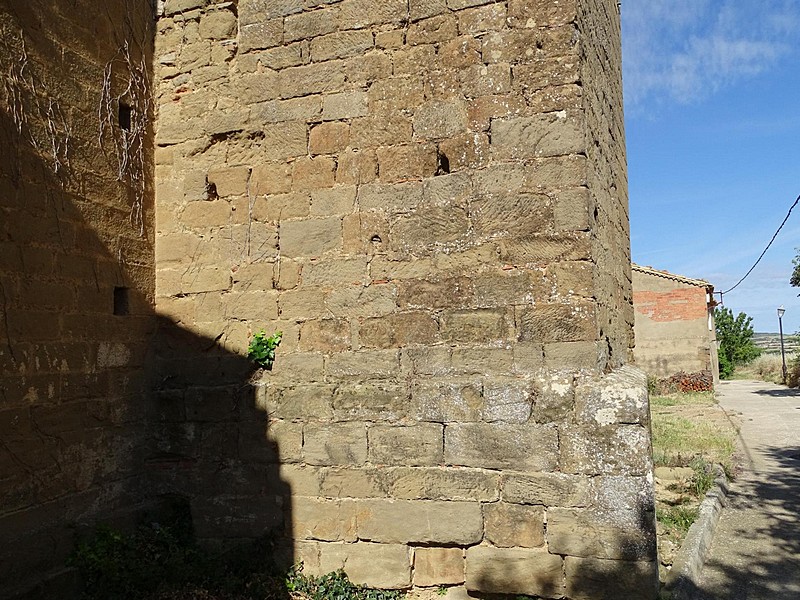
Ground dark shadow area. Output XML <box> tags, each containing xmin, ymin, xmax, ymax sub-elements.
<box><xmin>676</xmin><ymin>445</ymin><xmax>800</xmax><ymax>599</ymax></box>
<box><xmin>470</xmin><ymin>490</ymin><xmax>659</xmax><ymax>600</ymax></box>
<box><xmin>0</xmin><ymin>3</ymin><xmax>292</xmax><ymax>596</ymax></box>
<box><xmin>752</xmin><ymin>387</ymin><xmax>800</xmax><ymax>398</ymax></box>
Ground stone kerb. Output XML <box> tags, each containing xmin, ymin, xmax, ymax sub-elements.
<box><xmin>152</xmin><ymin>0</ymin><xmax>656</xmax><ymax>597</ymax></box>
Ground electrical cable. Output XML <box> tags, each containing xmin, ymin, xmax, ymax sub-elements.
<box><xmin>721</xmin><ymin>194</ymin><xmax>800</xmax><ymax>295</ymax></box>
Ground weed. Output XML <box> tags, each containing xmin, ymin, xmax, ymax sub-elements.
<box><xmin>657</xmin><ymin>505</ymin><xmax>699</xmax><ymax>539</ymax></box>
<box><xmin>248</xmin><ymin>330</ymin><xmax>282</xmax><ymax>370</ymax></box>
<box><xmin>689</xmin><ymin>457</ymin><xmax>716</xmax><ymax>497</ymax></box>
<box><xmin>286</xmin><ymin>566</ymin><xmax>403</xmax><ymax>600</ymax></box>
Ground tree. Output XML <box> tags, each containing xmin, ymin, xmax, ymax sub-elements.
<box><xmin>714</xmin><ymin>307</ymin><xmax>761</xmax><ymax>379</ymax></box>
<box><xmin>791</xmin><ymin>248</ymin><xmax>800</xmax><ymax>288</ymax></box>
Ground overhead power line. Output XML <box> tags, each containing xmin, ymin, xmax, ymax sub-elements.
<box><xmin>721</xmin><ymin>194</ymin><xmax>800</xmax><ymax>295</ymax></box>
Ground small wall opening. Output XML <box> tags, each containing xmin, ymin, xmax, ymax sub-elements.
<box><xmin>119</xmin><ymin>102</ymin><xmax>132</xmax><ymax>131</ymax></box>
<box><xmin>113</xmin><ymin>286</ymin><xmax>130</xmax><ymax>315</ymax></box>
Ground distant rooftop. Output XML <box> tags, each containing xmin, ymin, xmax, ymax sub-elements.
<box><xmin>632</xmin><ymin>264</ymin><xmax>713</xmax><ymax>289</ymax></box>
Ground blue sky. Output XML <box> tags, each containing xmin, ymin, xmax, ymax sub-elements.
<box><xmin>621</xmin><ymin>0</ymin><xmax>800</xmax><ymax>333</ymax></box>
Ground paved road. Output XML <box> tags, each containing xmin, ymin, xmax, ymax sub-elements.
<box><xmin>691</xmin><ymin>379</ymin><xmax>800</xmax><ymax>599</ymax></box>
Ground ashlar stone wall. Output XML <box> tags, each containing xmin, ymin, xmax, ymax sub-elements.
<box><xmin>153</xmin><ymin>0</ymin><xmax>656</xmax><ymax>598</ymax></box>
<box><xmin>0</xmin><ymin>1</ymin><xmax>156</xmax><ymax>595</ymax></box>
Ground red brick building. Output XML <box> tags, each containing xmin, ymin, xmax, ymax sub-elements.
<box><xmin>632</xmin><ymin>265</ymin><xmax>719</xmax><ymax>383</ymax></box>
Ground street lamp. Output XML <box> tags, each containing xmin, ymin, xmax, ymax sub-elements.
<box><xmin>778</xmin><ymin>305</ymin><xmax>787</xmax><ymax>384</ymax></box>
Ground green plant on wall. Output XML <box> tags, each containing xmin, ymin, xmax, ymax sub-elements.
<box><xmin>247</xmin><ymin>330</ymin><xmax>282</xmax><ymax>370</ymax></box>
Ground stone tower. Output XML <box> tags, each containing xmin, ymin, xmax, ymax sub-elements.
<box><xmin>0</xmin><ymin>0</ymin><xmax>657</xmax><ymax>598</ymax></box>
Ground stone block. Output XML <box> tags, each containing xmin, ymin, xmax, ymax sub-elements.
<box><xmin>517</xmin><ymin>301</ymin><xmax>597</xmax><ymax>344</ymax></box>
<box><xmin>444</xmin><ymin>423</ymin><xmax>558</xmax><ymax>471</ymax></box>
<box><xmin>574</xmin><ymin>366</ymin><xmax>649</xmax><ymax>427</ymax></box>
<box><xmin>310</xmin><ymin>186</ymin><xmax>357</xmax><ymax>216</ymax></box>
<box><xmin>387</xmin><ymin>467</ymin><xmax>500</xmax><ymax>502</ymax></box>
<box><xmin>390</xmin><ymin>207</ymin><xmax>471</xmax><ymax>252</ymax></box>
<box><xmin>369</xmin><ymin>76</ymin><xmax>426</xmax><ymax>114</ymax></box>
<box><xmin>279</xmin><ymin>61</ymin><xmax>346</xmax><ymax>98</ymax></box>
<box><xmin>199</xmin><ymin>9</ymin><xmax>237</xmax><ymax>39</ymax></box>
<box><xmin>439</xmin><ymin>36</ymin><xmax>481</xmax><ymax>69</ymax></box>
<box><xmin>439</xmin><ymin>133</ymin><xmax>490</xmax><ymax>171</ymax></box>
<box><xmin>461</xmin><ymin>64</ymin><xmax>511</xmax><ymax>98</ymax></box>
<box><xmin>492</xmin><ymin>113</ymin><xmax>585</xmax><ymax>159</ymax></box>
<box><xmin>359</xmin><ymin>312</ymin><xmax>439</xmax><ymax>348</ymax></box>
<box><xmin>503</xmin><ymin>472</ymin><xmax>593</xmax><ymax>507</ymax></box>
<box><xmin>266</xmin><ymin>420</ymin><xmax>304</xmax><ymax>462</ymax></box>
<box><xmin>239</xmin><ymin>19</ymin><xmax>283</xmax><ymax>53</ymax></box>
<box><xmin>336</xmin><ymin>149</ymin><xmax>379</xmax><ymax>185</ymax></box>
<box><xmin>284</xmin><ymin>7</ymin><xmax>338</xmax><ymax>42</ymax></box>
<box><xmin>250</xmin><ymin>163</ymin><xmax>292</xmax><ymax>196</ymax></box>
<box><xmin>467</xmin><ymin>94</ymin><xmax>526</xmax><ymax>131</ymax></box>
<box><xmin>398</xmin><ymin>277</ymin><xmax>473</xmax><ymax>310</ymax></box>
<box><xmin>358</xmin><ymin>500</ymin><xmax>482</xmax><ymax>544</ymax></box>
<box><xmin>310</xmin><ymin>30</ymin><xmax>374</xmax><ymax>62</ymax></box>
<box><xmin>483</xmin><ymin>503</ymin><xmax>544</xmax><ymax>548</ymax></box>
<box><xmin>266</xmin><ymin>384</ymin><xmax>335</xmax><ymax>420</ymax></box>
<box><xmin>544</xmin><ymin>341</ymin><xmax>600</xmax><ymax>370</ymax></box>
<box><xmin>559</xmin><ymin>424</ymin><xmax>652</xmax><ymax>476</ymax></box>
<box><xmin>407</xmin><ymin>14</ymin><xmax>458</xmax><ymax>45</ymax></box>
<box><xmin>358</xmin><ymin>181</ymin><xmax>422</xmax><ymax>211</ymax></box>
<box><xmin>252</xmin><ymin>193</ymin><xmax>312</xmax><ymax>222</ymax></box>
<box><xmin>298</xmin><ymin>319</ymin><xmax>351</xmax><ymax>353</ymax></box>
<box><xmin>498</xmin><ymin>233</ymin><xmax>591</xmax><ymax>265</ymax></box>
<box><xmin>513</xmin><ymin>58</ymin><xmax>580</xmax><ymax>95</ymax></box>
<box><xmin>409</xmin><ymin>0</ymin><xmax>447</xmax><ymax>21</ymax></box>
<box><xmin>331</xmin><ymin>382</ymin><xmax>408</xmax><ymax>422</ymax></box>
<box><xmin>254</xmin><ymin>96</ymin><xmax>322</xmax><ymax>124</ymax></box>
<box><xmin>303</xmin><ymin>422</ymin><xmax>368</xmax><ymax>466</ymax></box>
<box><xmin>291</xmin><ymin>497</ymin><xmax>357</xmax><ymax>541</ymax></box>
<box><xmin>323</xmin><ymin>91</ymin><xmax>369</xmax><ymax>121</ymax></box>
<box><xmin>547</xmin><ymin>508</ymin><xmax>656</xmax><ymax>561</ymax></box>
<box><xmin>338</xmin><ymin>0</ymin><xmax>409</xmax><ymax>29</ymax></box>
<box><xmin>393</xmin><ymin>45</ymin><xmax>437</xmax><ymax>76</ymax></box>
<box><xmin>207</xmin><ymin>166</ymin><xmax>250</xmax><ymax>197</ymax></box>
<box><xmin>223</xmin><ymin>290</ymin><xmax>279</xmax><ymax>321</ymax></box>
<box><xmin>350</xmin><ymin>115</ymin><xmax>413</xmax><ymax>148</ymax></box>
<box><xmin>470</xmin><ymin>192</ymin><xmax>552</xmax><ymax>239</ymax></box>
<box><xmin>317</xmin><ymin>542</ymin><xmax>411</xmax><ymax>589</ymax></box>
<box><xmin>413</xmin><ymin>99</ymin><xmax>468</xmax><ymax>140</ymax></box>
<box><xmin>377</xmin><ymin>144</ymin><xmax>438</xmax><ymax>182</ymax></box>
<box><xmin>292</xmin><ymin>157</ymin><xmax>336</xmax><ymax>192</ymax></box>
<box><xmin>341</xmin><ymin>212</ymin><xmax>389</xmax><ymax>254</ymax></box>
<box><xmin>532</xmin><ymin>372</ymin><xmax>576</xmax><ymax>422</ymax></box>
<box><xmin>310</xmin><ymin>122</ymin><xmax>350</xmax><ymax>156</ymax></box>
<box><xmin>439</xmin><ymin>309</ymin><xmax>512</xmax><ymax>345</ymax></box>
<box><xmin>458</xmin><ymin>3</ymin><xmax>507</xmax><ymax>34</ymax></box>
<box><xmin>368</xmin><ymin>424</ymin><xmax>444</xmax><ymax>466</ymax></box>
<box><xmin>451</xmin><ymin>348</ymin><xmax>514</xmax><ymax>375</ymax></box>
<box><xmin>414</xmin><ymin>547</ymin><xmax>465</xmax><ymax>587</ymax></box>
<box><xmin>260</xmin><ymin>122</ymin><xmax>309</xmax><ymax>160</ymax></box>
<box><xmin>280</xmin><ymin>217</ymin><xmax>342</xmax><ymax>258</ymax></box>
<box><xmin>410</xmin><ymin>379</ymin><xmax>482</xmax><ymax>423</ymax></box>
<box><xmin>268</xmin><ymin>352</ymin><xmax>325</xmax><ymax>381</ymax></box>
<box><xmin>320</xmin><ymin>467</ymin><xmax>387</xmax><ymax>498</ymax></box>
<box><xmin>301</xmin><ymin>257</ymin><xmax>368</xmax><ymax>287</ymax></box>
<box><xmin>326</xmin><ymin>350</ymin><xmax>400</xmax><ymax>379</ymax></box>
<box><xmin>280</xmin><ymin>464</ymin><xmax>322</xmax><ymax>496</ymax></box>
<box><xmin>326</xmin><ymin>285</ymin><xmax>397</xmax><ymax>318</ymax></box>
<box><xmin>465</xmin><ymin>546</ymin><xmax>564</xmax><ymax>597</ymax></box>
<box><xmin>507</xmin><ymin>0</ymin><xmax>577</xmax><ymax>28</ymax></box>
<box><xmin>565</xmin><ymin>557</ymin><xmax>658</xmax><ymax>600</ymax></box>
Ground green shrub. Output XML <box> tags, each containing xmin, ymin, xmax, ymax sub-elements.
<box><xmin>247</xmin><ymin>330</ymin><xmax>282</xmax><ymax>370</ymax></box>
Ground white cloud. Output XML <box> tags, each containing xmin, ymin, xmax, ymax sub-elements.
<box><xmin>622</xmin><ymin>0</ymin><xmax>799</xmax><ymax>110</ymax></box>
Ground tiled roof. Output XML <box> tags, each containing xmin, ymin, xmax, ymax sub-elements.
<box><xmin>632</xmin><ymin>264</ymin><xmax>713</xmax><ymax>289</ymax></box>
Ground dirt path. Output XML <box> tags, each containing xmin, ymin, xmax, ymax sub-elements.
<box><xmin>689</xmin><ymin>380</ymin><xmax>800</xmax><ymax>598</ymax></box>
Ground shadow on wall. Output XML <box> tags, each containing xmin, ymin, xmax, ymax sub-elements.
<box><xmin>0</xmin><ymin>36</ymin><xmax>292</xmax><ymax>599</ymax></box>
<box><xmin>674</xmin><ymin>445</ymin><xmax>800</xmax><ymax>599</ymax></box>
<box><xmin>469</xmin><ymin>496</ymin><xmax>658</xmax><ymax>600</ymax></box>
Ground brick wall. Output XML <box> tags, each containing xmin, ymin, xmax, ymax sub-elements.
<box><xmin>152</xmin><ymin>1</ymin><xmax>656</xmax><ymax>598</ymax></box>
<box><xmin>0</xmin><ymin>1</ymin><xmax>157</xmax><ymax>595</ymax></box>
<box><xmin>633</xmin><ymin>268</ymin><xmax>717</xmax><ymax>379</ymax></box>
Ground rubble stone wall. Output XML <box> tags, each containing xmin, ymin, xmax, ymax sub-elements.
<box><xmin>0</xmin><ymin>1</ymin><xmax>156</xmax><ymax>595</ymax></box>
<box><xmin>152</xmin><ymin>1</ymin><xmax>657</xmax><ymax>598</ymax></box>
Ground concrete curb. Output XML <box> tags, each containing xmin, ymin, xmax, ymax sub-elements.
<box><xmin>662</xmin><ymin>468</ymin><xmax>730</xmax><ymax>599</ymax></box>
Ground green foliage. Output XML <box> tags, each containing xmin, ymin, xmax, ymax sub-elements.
<box><xmin>689</xmin><ymin>457</ymin><xmax>716</xmax><ymax>497</ymax></box>
<box><xmin>714</xmin><ymin>306</ymin><xmax>761</xmax><ymax>378</ymax></box>
<box><xmin>70</xmin><ymin>524</ymin><xmax>403</xmax><ymax>600</ymax></box>
<box><xmin>657</xmin><ymin>505</ymin><xmax>699</xmax><ymax>538</ymax></box>
<box><xmin>285</xmin><ymin>566</ymin><xmax>403</xmax><ymax>600</ymax></box>
<box><xmin>247</xmin><ymin>330</ymin><xmax>282</xmax><ymax>370</ymax></box>
<box><xmin>790</xmin><ymin>248</ymin><xmax>800</xmax><ymax>288</ymax></box>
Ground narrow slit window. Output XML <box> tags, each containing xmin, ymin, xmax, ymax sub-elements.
<box><xmin>118</xmin><ymin>103</ymin><xmax>132</xmax><ymax>131</ymax></box>
<box><xmin>113</xmin><ymin>286</ymin><xmax>130</xmax><ymax>316</ymax></box>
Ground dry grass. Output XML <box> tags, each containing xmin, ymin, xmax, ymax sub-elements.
<box><xmin>650</xmin><ymin>391</ymin><xmax>737</xmax><ymax>473</ymax></box>
<box><xmin>732</xmin><ymin>354</ymin><xmax>785</xmax><ymax>384</ymax></box>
